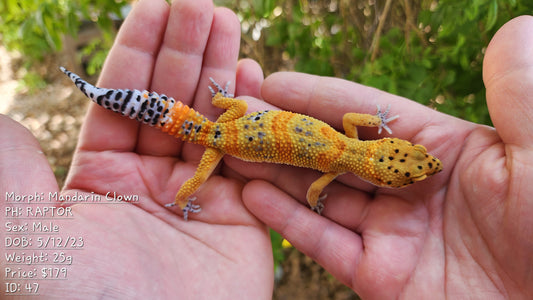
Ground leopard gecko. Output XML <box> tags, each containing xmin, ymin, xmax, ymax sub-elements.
<box><xmin>60</xmin><ymin>67</ymin><xmax>442</xmax><ymax>220</ymax></box>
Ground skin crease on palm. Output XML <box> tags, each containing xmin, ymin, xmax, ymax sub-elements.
<box><xmin>0</xmin><ymin>0</ymin><xmax>532</xmax><ymax>298</ymax></box>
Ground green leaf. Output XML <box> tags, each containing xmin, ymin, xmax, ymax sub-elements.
<box><xmin>485</xmin><ymin>0</ymin><xmax>498</xmax><ymax>32</ymax></box>
<box><xmin>270</xmin><ymin>229</ymin><xmax>285</xmax><ymax>271</ymax></box>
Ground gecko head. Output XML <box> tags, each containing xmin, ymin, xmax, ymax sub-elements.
<box><xmin>366</xmin><ymin>138</ymin><xmax>443</xmax><ymax>188</ymax></box>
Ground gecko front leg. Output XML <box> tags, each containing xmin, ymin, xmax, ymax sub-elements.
<box><xmin>306</xmin><ymin>171</ymin><xmax>343</xmax><ymax>214</ymax></box>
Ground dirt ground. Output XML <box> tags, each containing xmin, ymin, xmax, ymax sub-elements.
<box><xmin>1</xmin><ymin>46</ymin><xmax>359</xmax><ymax>300</ymax></box>
<box><xmin>0</xmin><ymin>47</ymin><xmax>89</xmax><ymax>188</ymax></box>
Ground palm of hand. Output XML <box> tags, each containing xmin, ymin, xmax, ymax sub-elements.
<box><xmin>2</xmin><ymin>0</ymin><xmax>272</xmax><ymax>298</ymax></box>
<box><xmin>237</xmin><ymin>16</ymin><xmax>533</xmax><ymax>299</ymax></box>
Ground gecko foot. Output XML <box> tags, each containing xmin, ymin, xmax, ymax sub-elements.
<box><xmin>311</xmin><ymin>193</ymin><xmax>327</xmax><ymax>215</ymax></box>
<box><xmin>182</xmin><ymin>197</ymin><xmax>201</xmax><ymax>221</ymax></box>
<box><xmin>376</xmin><ymin>104</ymin><xmax>399</xmax><ymax>135</ymax></box>
<box><xmin>208</xmin><ymin>77</ymin><xmax>234</xmax><ymax>98</ymax></box>
<box><xmin>164</xmin><ymin>197</ymin><xmax>201</xmax><ymax>221</ymax></box>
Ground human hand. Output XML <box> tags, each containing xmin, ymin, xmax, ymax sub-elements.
<box><xmin>1</xmin><ymin>0</ymin><xmax>271</xmax><ymax>298</ymax></box>
<box><xmin>238</xmin><ymin>16</ymin><xmax>533</xmax><ymax>299</ymax></box>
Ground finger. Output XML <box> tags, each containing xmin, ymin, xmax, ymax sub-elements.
<box><xmin>483</xmin><ymin>15</ymin><xmax>533</xmax><ymax>147</ymax></box>
<box><xmin>228</xmin><ymin>154</ymin><xmax>375</xmax><ymax>227</ymax></box>
<box><xmin>180</xmin><ymin>7</ymin><xmax>241</xmax><ymax>162</ymax></box>
<box><xmin>261</xmin><ymin>72</ymin><xmax>454</xmax><ymax>141</ymax></box>
<box><xmin>136</xmin><ymin>0</ymin><xmax>214</xmax><ymax>156</ymax></box>
<box><xmin>151</xmin><ymin>0</ymin><xmax>214</xmax><ymax>104</ymax></box>
<box><xmin>194</xmin><ymin>7</ymin><xmax>241</xmax><ymax>120</ymax></box>
<box><xmin>235</xmin><ymin>58</ymin><xmax>264</xmax><ymax>98</ymax></box>
<box><xmin>227</xmin><ymin>158</ymin><xmax>319</xmax><ymax>201</ymax></box>
<box><xmin>77</xmin><ymin>0</ymin><xmax>170</xmax><ymax>152</ymax></box>
<box><xmin>242</xmin><ymin>180</ymin><xmax>362</xmax><ymax>287</ymax></box>
<box><xmin>228</xmin><ymin>151</ymin><xmax>373</xmax><ymax>200</ymax></box>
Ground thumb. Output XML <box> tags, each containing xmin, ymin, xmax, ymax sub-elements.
<box><xmin>0</xmin><ymin>115</ymin><xmax>59</xmax><ymax>197</ymax></box>
<box><xmin>483</xmin><ymin>15</ymin><xmax>533</xmax><ymax>147</ymax></box>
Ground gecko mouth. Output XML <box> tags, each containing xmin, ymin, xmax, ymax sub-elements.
<box><xmin>411</xmin><ymin>174</ymin><xmax>427</xmax><ymax>182</ymax></box>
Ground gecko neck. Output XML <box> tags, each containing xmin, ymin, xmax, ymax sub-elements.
<box><xmin>330</xmin><ymin>137</ymin><xmax>386</xmax><ymax>175</ymax></box>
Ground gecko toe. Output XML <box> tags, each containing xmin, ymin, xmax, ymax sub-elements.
<box><xmin>208</xmin><ymin>77</ymin><xmax>234</xmax><ymax>98</ymax></box>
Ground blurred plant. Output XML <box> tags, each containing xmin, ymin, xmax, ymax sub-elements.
<box><xmin>270</xmin><ymin>229</ymin><xmax>286</xmax><ymax>273</ymax></box>
<box><xmin>231</xmin><ymin>0</ymin><xmax>533</xmax><ymax>125</ymax></box>
<box><xmin>0</xmin><ymin>0</ymin><xmax>129</xmax><ymax>92</ymax></box>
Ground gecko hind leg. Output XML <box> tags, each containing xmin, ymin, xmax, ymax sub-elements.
<box><xmin>208</xmin><ymin>77</ymin><xmax>234</xmax><ymax>98</ymax></box>
<box><xmin>165</xmin><ymin>147</ymin><xmax>225</xmax><ymax>220</ymax></box>
<box><xmin>207</xmin><ymin>78</ymin><xmax>248</xmax><ymax>123</ymax></box>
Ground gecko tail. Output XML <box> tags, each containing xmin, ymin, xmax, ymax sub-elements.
<box><xmin>60</xmin><ymin>66</ymin><xmax>214</xmax><ymax>144</ymax></box>
<box><xmin>60</xmin><ymin>66</ymin><xmax>177</xmax><ymax>127</ymax></box>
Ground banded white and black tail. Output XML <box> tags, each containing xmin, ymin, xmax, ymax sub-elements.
<box><xmin>60</xmin><ymin>66</ymin><xmax>179</xmax><ymax>127</ymax></box>
<box><xmin>60</xmin><ymin>67</ymin><xmax>213</xmax><ymax>144</ymax></box>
